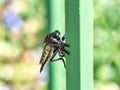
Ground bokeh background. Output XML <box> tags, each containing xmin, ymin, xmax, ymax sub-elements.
<box><xmin>94</xmin><ymin>0</ymin><xmax>120</xmax><ymax>90</ymax></box>
<box><xmin>1</xmin><ymin>0</ymin><xmax>120</xmax><ymax>90</ymax></box>
<box><xmin>0</xmin><ymin>0</ymin><xmax>48</xmax><ymax>90</ymax></box>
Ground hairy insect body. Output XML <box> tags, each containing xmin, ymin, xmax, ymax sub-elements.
<box><xmin>39</xmin><ymin>30</ymin><xmax>70</xmax><ymax>73</ymax></box>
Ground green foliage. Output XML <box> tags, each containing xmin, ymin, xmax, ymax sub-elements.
<box><xmin>94</xmin><ymin>0</ymin><xmax>120</xmax><ymax>89</ymax></box>
<box><xmin>0</xmin><ymin>0</ymin><xmax>47</xmax><ymax>90</ymax></box>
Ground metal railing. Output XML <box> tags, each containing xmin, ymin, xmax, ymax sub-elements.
<box><xmin>47</xmin><ymin>0</ymin><xmax>93</xmax><ymax>90</ymax></box>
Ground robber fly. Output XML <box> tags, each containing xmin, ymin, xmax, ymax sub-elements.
<box><xmin>39</xmin><ymin>30</ymin><xmax>70</xmax><ymax>73</ymax></box>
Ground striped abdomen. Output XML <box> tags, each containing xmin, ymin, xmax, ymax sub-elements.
<box><xmin>39</xmin><ymin>44</ymin><xmax>52</xmax><ymax>72</ymax></box>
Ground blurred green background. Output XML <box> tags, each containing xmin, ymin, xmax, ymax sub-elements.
<box><xmin>94</xmin><ymin>0</ymin><xmax>120</xmax><ymax>90</ymax></box>
<box><xmin>0</xmin><ymin>0</ymin><xmax>48</xmax><ymax>90</ymax></box>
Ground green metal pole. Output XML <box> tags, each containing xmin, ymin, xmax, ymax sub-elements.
<box><xmin>80</xmin><ymin>0</ymin><xmax>93</xmax><ymax>90</ymax></box>
<box><xmin>65</xmin><ymin>0</ymin><xmax>93</xmax><ymax>90</ymax></box>
<box><xmin>48</xmin><ymin>0</ymin><xmax>65</xmax><ymax>90</ymax></box>
<box><xmin>65</xmin><ymin>0</ymin><xmax>80</xmax><ymax>90</ymax></box>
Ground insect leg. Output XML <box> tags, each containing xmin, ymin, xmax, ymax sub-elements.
<box><xmin>62</xmin><ymin>35</ymin><xmax>70</xmax><ymax>47</ymax></box>
<box><xmin>51</xmin><ymin>57</ymin><xmax>66</xmax><ymax>68</ymax></box>
<box><xmin>61</xmin><ymin>58</ymin><xmax>66</xmax><ymax>68</ymax></box>
<box><xmin>63</xmin><ymin>43</ymin><xmax>70</xmax><ymax>47</ymax></box>
<box><xmin>49</xmin><ymin>49</ymin><xmax>59</xmax><ymax>62</ymax></box>
<box><xmin>62</xmin><ymin>34</ymin><xmax>65</xmax><ymax>41</ymax></box>
<box><xmin>63</xmin><ymin>48</ymin><xmax>70</xmax><ymax>55</ymax></box>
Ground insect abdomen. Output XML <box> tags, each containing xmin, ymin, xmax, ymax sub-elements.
<box><xmin>39</xmin><ymin>44</ymin><xmax>52</xmax><ymax>64</ymax></box>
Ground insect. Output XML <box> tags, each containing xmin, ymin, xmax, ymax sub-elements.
<box><xmin>39</xmin><ymin>30</ymin><xmax>70</xmax><ymax>73</ymax></box>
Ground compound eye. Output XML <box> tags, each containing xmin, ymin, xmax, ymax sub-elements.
<box><xmin>55</xmin><ymin>30</ymin><xmax>60</xmax><ymax>35</ymax></box>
